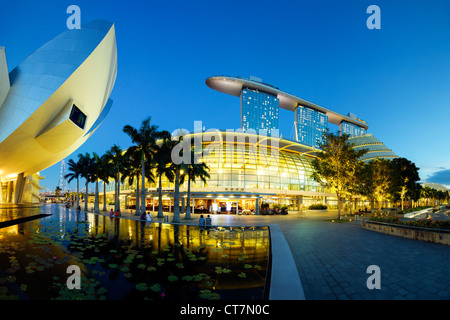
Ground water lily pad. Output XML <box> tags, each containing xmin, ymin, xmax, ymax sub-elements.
<box><xmin>199</xmin><ymin>290</ymin><xmax>212</xmax><ymax>299</ymax></box>
<box><xmin>244</xmin><ymin>264</ymin><xmax>253</xmax><ymax>269</ymax></box>
<box><xmin>108</xmin><ymin>264</ymin><xmax>118</xmax><ymax>269</ymax></box>
<box><xmin>137</xmin><ymin>264</ymin><xmax>146</xmax><ymax>269</ymax></box>
<box><xmin>147</xmin><ymin>266</ymin><xmax>156</xmax><ymax>272</ymax></box>
<box><xmin>209</xmin><ymin>293</ymin><xmax>221</xmax><ymax>300</ymax></box>
<box><xmin>192</xmin><ymin>275</ymin><xmax>203</xmax><ymax>282</ymax></box>
<box><xmin>168</xmin><ymin>275</ymin><xmax>178</xmax><ymax>282</ymax></box>
<box><xmin>136</xmin><ymin>283</ymin><xmax>148</xmax><ymax>291</ymax></box>
<box><xmin>238</xmin><ymin>272</ymin><xmax>247</xmax><ymax>278</ymax></box>
<box><xmin>182</xmin><ymin>276</ymin><xmax>192</xmax><ymax>281</ymax></box>
<box><xmin>149</xmin><ymin>284</ymin><xmax>161</xmax><ymax>292</ymax></box>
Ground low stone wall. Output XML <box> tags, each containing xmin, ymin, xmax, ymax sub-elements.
<box><xmin>362</xmin><ymin>220</ymin><xmax>450</xmax><ymax>245</ymax></box>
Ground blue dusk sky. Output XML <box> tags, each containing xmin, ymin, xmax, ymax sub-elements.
<box><xmin>1</xmin><ymin>0</ymin><xmax>450</xmax><ymax>191</ymax></box>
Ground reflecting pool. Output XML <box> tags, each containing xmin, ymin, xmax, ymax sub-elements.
<box><xmin>0</xmin><ymin>204</ymin><xmax>270</xmax><ymax>300</ymax></box>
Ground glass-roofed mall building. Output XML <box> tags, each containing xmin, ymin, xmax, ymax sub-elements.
<box><xmin>107</xmin><ymin>76</ymin><xmax>397</xmax><ymax>214</ymax></box>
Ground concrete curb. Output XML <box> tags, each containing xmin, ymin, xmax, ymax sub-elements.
<box><xmin>268</xmin><ymin>224</ymin><xmax>305</xmax><ymax>300</ymax></box>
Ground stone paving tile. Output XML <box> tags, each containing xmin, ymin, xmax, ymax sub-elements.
<box><xmin>276</xmin><ymin>217</ymin><xmax>450</xmax><ymax>300</ymax></box>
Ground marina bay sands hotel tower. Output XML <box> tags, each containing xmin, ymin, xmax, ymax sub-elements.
<box><xmin>206</xmin><ymin>75</ymin><xmax>369</xmax><ymax>148</ymax></box>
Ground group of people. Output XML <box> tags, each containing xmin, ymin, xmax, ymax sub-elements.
<box><xmin>198</xmin><ymin>214</ymin><xmax>212</xmax><ymax>226</ymax></box>
<box><xmin>109</xmin><ymin>209</ymin><xmax>122</xmax><ymax>218</ymax></box>
<box><xmin>140</xmin><ymin>212</ymin><xmax>153</xmax><ymax>222</ymax></box>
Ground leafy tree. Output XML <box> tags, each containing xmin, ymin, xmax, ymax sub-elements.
<box><xmin>408</xmin><ymin>182</ymin><xmax>422</xmax><ymax>208</ymax></box>
<box><xmin>390</xmin><ymin>157</ymin><xmax>420</xmax><ymax>210</ymax></box>
<box><xmin>367</xmin><ymin>158</ymin><xmax>393</xmax><ymax>214</ymax></box>
<box><xmin>311</xmin><ymin>130</ymin><xmax>368</xmax><ymax>219</ymax></box>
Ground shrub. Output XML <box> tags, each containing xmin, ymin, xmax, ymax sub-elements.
<box><xmin>369</xmin><ymin>215</ymin><xmax>450</xmax><ymax>229</ymax></box>
<box><xmin>308</xmin><ymin>204</ymin><xmax>328</xmax><ymax>210</ymax></box>
<box><xmin>397</xmin><ymin>206</ymin><xmax>431</xmax><ymax>215</ymax></box>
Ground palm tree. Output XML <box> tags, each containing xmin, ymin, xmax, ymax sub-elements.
<box><xmin>122</xmin><ymin>151</ymin><xmax>142</xmax><ymax>215</ymax></box>
<box><xmin>169</xmin><ymin>134</ymin><xmax>184</xmax><ymax>223</ymax></box>
<box><xmin>55</xmin><ymin>186</ymin><xmax>62</xmax><ymax>198</ymax></box>
<box><xmin>105</xmin><ymin>145</ymin><xmax>126</xmax><ymax>212</ymax></box>
<box><xmin>180</xmin><ymin>148</ymin><xmax>210</xmax><ymax>220</ymax></box>
<box><xmin>98</xmin><ymin>154</ymin><xmax>115</xmax><ymax>212</ymax></box>
<box><xmin>91</xmin><ymin>152</ymin><xmax>102</xmax><ymax>213</ymax></box>
<box><xmin>78</xmin><ymin>152</ymin><xmax>95</xmax><ymax>212</ymax></box>
<box><xmin>65</xmin><ymin>158</ymin><xmax>82</xmax><ymax>209</ymax></box>
<box><xmin>153</xmin><ymin>131</ymin><xmax>174</xmax><ymax>218</ymax></box>
<box><xmin>123</xmin><ymin>117</ymin><xmax>159</xmax><ymax>215</ymax></box>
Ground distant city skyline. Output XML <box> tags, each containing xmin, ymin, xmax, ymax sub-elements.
<box><xmin>2</xmin><ymin>0</ymin><xmax>450</xmax><ymax>191</ymax></box>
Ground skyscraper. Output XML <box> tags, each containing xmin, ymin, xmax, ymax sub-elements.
<box><xmin>240</xmin><ymin>87</ymin><xmax>279</xmax><ymax>134</ymax></box>
<box><xmin>340</xmin><ymin>120</ymin><xmax>367</xmax><ymax>136</ymax></box>
<box><xmin>295</xmin><ymin>105</ymin><xmax>328</xmax><ymax>148</ymax></box>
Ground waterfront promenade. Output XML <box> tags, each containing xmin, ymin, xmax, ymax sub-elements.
<box><xmin>1</xmin><ymin>204</ymin><xmax>449</xmax><ymax>300</ymax></box>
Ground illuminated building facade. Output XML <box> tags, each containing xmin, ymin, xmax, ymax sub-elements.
<box><xmin>105</xmin><ymin>130</ymin><xmax>331</xmax><ymax>214</ymax></box>
<box><xmin>100</xmin><ymin>76</ymin><xmax>397</xmax><ymax>214</ymax></box>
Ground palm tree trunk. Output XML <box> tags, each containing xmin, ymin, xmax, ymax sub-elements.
<box><xmin>117</xmin><ymin>169</ymin><xmax>121</xmax><ymax>212</ymax></box>
<box><xmin>141</xmin><ymin>154</ymin><xmax>146</xmax><ymax>215</ymax></box>
<box><xmin>114</xmin><ymin>178</ymin><xmax>118</xmax><ymax>212</ymax></box>
<box><xmin>157</xmin><ymin>175</ymin><xmax>163</xmax><ymax>218</ymax></box>
<box><xmin>135</xmin><ymin>174</ymin><xmax>140</xmax><ymax>216</ymax></box>
<box><xmin>173</xmin><ymin>166</ymin><xmax>180</xmax><ymax>223</ymax></box>
<box><xmin>84</xmin><ymin>180</ymin><xmax>89</xmax><ymax>212</ymax></box>
<box><xmin>94</xmin><ymin>179</ymin><xmax>99</xmax><ymax>213</ymax></box>
<box><xmin>185</xmin><ymin>175</ymin><xmax>191</xmax><ymax>220</ymax></box>
<box><xmin>103</xmin><ymin>182</ymin><xmax>107</xmax><ymax>212</ymax></box>
<box><xmin>76</xmin><ymin>178</ymin><xmax>80</xmax><ymax>209</ymax></box>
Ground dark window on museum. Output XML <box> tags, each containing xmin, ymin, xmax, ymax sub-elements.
<box><xmin>69</xmin><ymin>104</ymin><xmax>86</xmax><ymax>129</ymax></box>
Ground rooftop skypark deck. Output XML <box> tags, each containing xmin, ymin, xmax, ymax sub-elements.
<box><xmin>205</xmin><ymin>75</ymin><xmax>369</xmax><ymax>130</ymax></box>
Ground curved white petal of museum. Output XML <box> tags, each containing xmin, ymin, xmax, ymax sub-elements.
<box><xmin>0</xmin><ymin>20</ymin><xmax>118</xmax><ymax>204</ymax></box>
